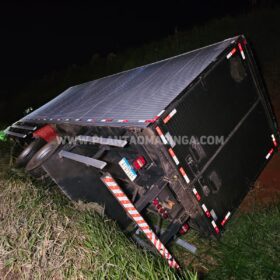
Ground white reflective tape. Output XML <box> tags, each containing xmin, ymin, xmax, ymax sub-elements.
<box><xmin>183</xmin><ymin>174</ymin><xmax>190</xmax><ymax>184</ymax></box>
<box><xmin>157</xmin><ymin>110</ymin><xmax>165</xmax><ymax>117</ymax></box>
<box><xmin>160</xmin><ymin>135</ymin><xmax>168</xmax><ymax>145</ymax></box>
<box><xmin>106</xmin><ymin>182</ymin><xmax>118</xmax><ymax>187</ymax></box>
<box><xmin>265</xmin><ymin>151</ymin><xmax>272</xmax><ymax>160</ymax></box>
<box><xmin>138</xmin><ymin>120</ymin><xmax>146</xmax><ymax>123</ymax></box>
<box><xmin>173</xmin><ymin>155</ymin><xmax>179</xmax><ymax>165</ymax></box>
<box><xmin>134</xmin><ymin>216</ymin><xmax>144</xmax><ymax>222</ymax></box>
<box><xmin>112</xmin><ymin>189</ymin><xmax>122</xmax><ymax>194</ymax></box>
<box><xmin>192</xmin><ymin>188</ymin><xmax>198</xmax><ymax>195</ymax></box>
<box><xmin>123</xmin><ymin>203</ymin><xmax>134</xmax><ymax>208</ymax></box>
<box><xmin>101</xmin><ymin>119</ymin><xmax>106</xmax><ymax>122</ymax></box>
<box><xmin>210</xmin><ymin>209</ymin><xmax>218</xmax><ymax>221</ymax></box>
<box><xmin>165</xmin><ymin>132</ymin><xmax>176</xmax><ymax>147</ymax></box>
<box><xmin>129</xmin><ymin>210</ymin><xmax>139</xmax><ymax>215</ymax></box>
<box><xmin>118</xmin><ymin>196</ymin><xmax>129</xmax><ymax>201</ymax></box>
<box><xmin>169</xmin><ymin>109</ymin><xmax>177</xmax><ymax>118</ymax></box>
<box><xmin>225</xmin><ymin>211</ymin><xmax>231</xmax><ymax>220</ymax></box>
<box><xmin>202</xmin><ymin>204</ymin><xmax>207</xmax><ymax>212</ymax></box>
<box><xmin>211</xmin><ymin>220</ymin><xmax>217</xmax><ymax>228</ymax></box>
<box><xmin>227</xmin><ymin>52</ymin><xmax>233</xmax><ymax>59</ymax></box>
<box><xmin>138</xmin><ymin>222</ymin><xmax>148</xmax><ymax>228</ymax></box>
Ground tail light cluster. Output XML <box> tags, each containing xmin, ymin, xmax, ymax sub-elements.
<box><xmin>152</xmin><ymin>198</ymin><xmax>169</xmax><ymax>219</ymax></box>
<box><xmin>179</xmin><ymin>223</ymin><xmax>190</xmax><ymax>235</ymax></box>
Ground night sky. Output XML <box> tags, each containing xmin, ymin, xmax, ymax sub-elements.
<box><xmin>0</xmin><ymin>1</ymin><xmax>256</xmax><ymax>91</ymax></box>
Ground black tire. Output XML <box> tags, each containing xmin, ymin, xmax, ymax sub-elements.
<box><xmin>26</xmin><ymin>140</ymin><xmax>61</xmax><ymax>179</ymax></box>
<box><xmin>15</xmin><ymin>138</ymin><xmax>46</xmax><ymax>168</ymax></box>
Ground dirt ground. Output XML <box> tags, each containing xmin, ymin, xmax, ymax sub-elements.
<box><xmin>240</xmin><ymin>94</ymin><xmax>280</xmax><ymax>212</ymax></box>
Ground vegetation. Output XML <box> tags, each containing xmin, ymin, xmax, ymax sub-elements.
<box><xmin>0</xmin><ymin>141</ymin><xmax>279</xmax><ymax>279</ymax></box>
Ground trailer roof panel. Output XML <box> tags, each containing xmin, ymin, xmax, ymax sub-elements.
<box><xmin>22</xmin><ymin>36</ymin><xmax>238</xmax><ymax>127</ymax></box>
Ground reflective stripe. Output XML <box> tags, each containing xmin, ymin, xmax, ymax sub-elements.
<box><xmin>163</xmin><ymin>109</ymin><xmax>177</xmax><ymax>124</ymax></box>
<box><xmin>168</xmin><ymin>148</ymin><xmax>179</xmax><ymax>165</ymax></box>
<box><xmin>101</xmin><ymin>174</ymin><xmax>180</xmax><ymax>269</ymax></box>
<box><xmin>265</xmin><ymin>148</ymin><xmax>274</xmax><ymax>160</ymax></box>
<box><xmin>226</xmin><ymin>48</ymin><xmax>237</xmax><ymax>59</ymax></box>
<box><xmin>179</xmin><ymin>167</ymin><xmax>190</xmax><ymax>183</ymax></box>
<box><xmin>155</xmin><ymin>127</ymin><xmax>168</xmax><ymax>144</ymax></box>
<box><xmin>238</xmin><ymin>43</ymin><xmax>246</xmax><ymax>59</ymax></box>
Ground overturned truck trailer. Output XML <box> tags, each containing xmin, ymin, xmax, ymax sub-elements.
<box><xmin>6</xmin><ymin>35</ymin><xmax>279</xmax><ymax>268</ymax></box>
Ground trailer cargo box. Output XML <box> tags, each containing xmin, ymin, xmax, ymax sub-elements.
<box><xmin>6</xmin><ymin>35</ymin><xmax>279</xmax><ymax>268</ymax></box>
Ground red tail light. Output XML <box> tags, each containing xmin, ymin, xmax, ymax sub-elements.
<box><xmin>133</xmin><ymin>156</ymin><xmax>146</xmax><ymax>170</ymax></box>
<box><xmin>179</xmin><ymin>223</ymin><xmax>190</xmax><ymax>235</ymax></box>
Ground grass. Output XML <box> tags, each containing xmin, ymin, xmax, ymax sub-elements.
<box><xmin>0</xmin><ymin>141</ymin><xmax>197</xmax><ymax>280</ymax></box>
<box><xmin>1</xmin><ymin>142</ymin><xmax>280</xmax><ymax>279</ymax></box>
<box><xmin>206</xmin><ymin>205</ymin><xmax>280</xmax><ymax>279</ymax></box>
<box><xmin>172</xmin><ymin>204</ymin><xmax>280</xmax><ymax>279</ymax></box>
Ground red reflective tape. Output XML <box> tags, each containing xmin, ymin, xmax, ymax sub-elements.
<box><xmin>168</xmin><ymin>148</ymin><xmax>175</xmax><ymax>157</ymax></box>
<box><xmin>202</xmin><ymin>204</ymin><xmax>211</xmax><ymax>218</ymax></box>
<box><xmin>109</xmin><ymin>186</ymin><xmax>121</xmax><ymax>191</ymax></box>
<box><xmin>271</xmin><ymin>134</ymin><xmax>278</xmax><ymax>147</ymax></box>
<box><xmin>163</xmin><ymin>115</ymin><xmax>171</xmax><ymax>124</ymax></box>
<box><xmin>211</xmin><ymin>220</ymin><xmax>220</xmax><ymax>234</ymax></box>
<box><xmin>226</xmin><ymin>48</ymin><xmax>237</xmax><ymax>59</ymax></box>
<box><xmin>179</xmin><ymin>167</ymin><xmax>186</xmax><ymax>176</ymax></box>
<box><xmin>221</xmin><ymin>212</ymin><xmax>231</xmax><ymax>226</ymax></box>
<box><xmin>192</xmin><ymin>188</ymin><xmax>201</xmax><ymax>201</ymax></box>
<box><xmin>179</xmin><ymin>167</ymin><xmax>190</xmax><ymax>183</ymax></box>
<box><xmin>145</xmin><ymin>119</ymin><xmax>156</xmax><ymax>123</ymax></box>
<box><xmin>155</xmin><ymin>126</ymin><xmax>163</xmax><ymax>136</ymax></box>
<box><xmin>33</xmin><ymin>124</ymin><xmax>57</xmax><ymax>142</ymax></box>
<box><xmin>163</xmin><ymin>109</ymin><xmax>177</xmax><ymax>124</ymax></box>
<box><xmin>168</xmin><ymin>148</ymin><xmax>179</xmax><ymax>165</ymax></box>
<box><xmin>101</xmin><ymin>118</ymin><xmax>113</xmax><ymax>122</ymax></box>
<box><xmin>103</xmin><ymin>177</ymin><xmax>115</xmax><ymax>183</ymax></box>
<box><xmin>145</xmin><ymin>111</ymin><xmax>165</xmax><ymax>123</ymax></box>
<box><xmin>238</xmin><ymin>43</ymin><xmax>246</xmax><ymax>59</ymax></box>
<box><xmin>115</xmin><ymin>193</ymin><xmax>125</xmax><ymax>197</ymax></box>
<box><xmin>155</xmin><ymin>126</ymin><xmax>168</xmax><ymax>144</ymax></box>
<box><xmin>265</xmin><ymin>148</ymin><xmax>274</xmax><ymax>160</ymax></box>
<box><xmin>120</xmin><ymin>199</ymin><xmax>131</xmax><ymax>205</ymax></box>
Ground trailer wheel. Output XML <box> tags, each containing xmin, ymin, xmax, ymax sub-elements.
<box><xmin>15</xmin><ymin>138</ymin><xmax>46</xmax><ymax>168</ymax></box>
<box><xmin>26</xmin><ymin>140</ymin><xmax>60</xmax><ymax>179</ymax></box>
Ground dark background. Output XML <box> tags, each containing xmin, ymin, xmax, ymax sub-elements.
<box><xmin>0</xmin><ymin>0</ymin><xmax>278</xmax><ymax>122</ymax></box>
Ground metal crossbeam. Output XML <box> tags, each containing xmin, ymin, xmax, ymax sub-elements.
<box><xmin>12</xmin><ymin>124</ymin><xmax>37</xmax><ymax>131</ymax></box>
<box><xmin>59</xmin><ymin>150</ymin><xmax>107</xmax><ymax>169</ymax></box>
<box><xmin>5</xmin><ymin>130</ymin><xmax>27</xmax><ymax>139</ymax></box>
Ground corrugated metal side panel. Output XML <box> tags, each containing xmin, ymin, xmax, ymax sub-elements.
<box><xmin>22</xmin><ymin>37</ymin><xmax>237</xmax><ymax>127</ymax></box>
